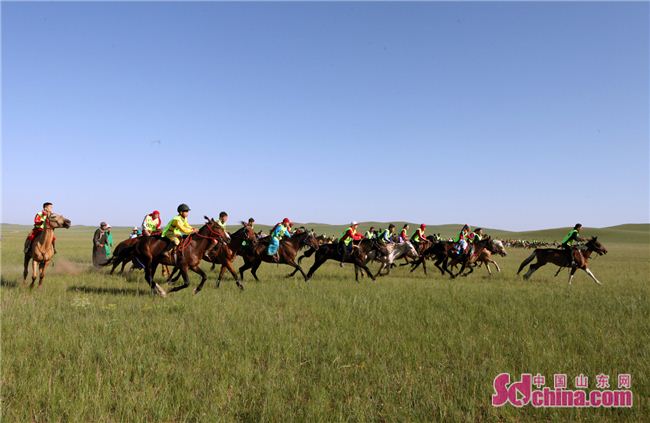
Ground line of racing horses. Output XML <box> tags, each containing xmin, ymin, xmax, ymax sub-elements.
<box><xmin>97</xmin><ymin>217</ymin><xmax>608</xmax><ymax>297</ymax></box>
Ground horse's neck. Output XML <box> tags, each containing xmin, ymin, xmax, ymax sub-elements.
<box><xmin>582</xmin><ymin>248</ymin><xmax>593</xmax><ymax>259</ymax></box>
<box><xmin>37</xmin><ymin>228</ymin><xmax>55</xmax><ymax>247</ymax></box>
<box><xmin>229</xmin><ymin>229</ymin><xmax>247</xmax><ymax>250</ymax></box>
<box><xmin>289</xmin><ymin>233</ymin><xmax>306</xmax><ymax>248</ymax></box>
<box><xmin>192</xmin><ymin>232</ymin><xmax>215</xmax><ymax>254</ymax></box>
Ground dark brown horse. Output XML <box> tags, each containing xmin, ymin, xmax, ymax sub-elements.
<box><xmin>517</xmin><ymin>237</ymin><xmax>607</xmax><ymax>285</ymax></box>
<box><xmin>305</xmin><ymin>238</ymin><xmax>382</xmax><ymax>282</ymax></box>
<box><xmin>133</xmin><ymin>217</ymin><xmax>228</xmax><ymax>296</ymax></box>
<box><xmin>102</xmin><ymin>237</ymin><xmax>171</xmax><ymax>277</ymax></box>
<box><xmin>409</xmin><ymin>240</ymin><xmax>457</xmax><ymax>277</ymax></box>
<box><xmin>239</xmin><ymin>229</ymin><xmax>320</xmax><ymax>282</ymax></box>
<box><xmin>200</xmin><ymin>222</ymin><xmax>257</xmax><ymax>289</ymax></box>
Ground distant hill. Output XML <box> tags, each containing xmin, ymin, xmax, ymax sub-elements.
<box><xmin>2</xmin><ymin>222</ymin><xmax>647</xmax><ymax>244</ymax></box>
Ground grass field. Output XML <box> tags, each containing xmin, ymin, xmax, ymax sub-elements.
<box><xmin>1</xmin><ymin>223</ymin><xmax>649</xmax><ymax>422</ymax></box>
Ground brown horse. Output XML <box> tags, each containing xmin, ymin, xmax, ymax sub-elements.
<box><xmin>23</xmin><ymin>213</ymin><xmax>71</xmax><ymax>288</ymax></box>
<box><xmin>183</xmin><ymin>222</ymin><xmax>257</xmax><ymax>289</ymax></box>
<box><xmin>133</xmin><ymin>217</ymin><xmax>228</xmax><ymax>296</ymax></box>
<box><xmin>517</xmin><ymin>237</ymin><xmax>607</xmax><ymax>285</ymax></box>
<box><xmin>457</xmin><ymin>239</ymin><xmax>507</xmax><ymax>277</ymax></box>
<box><xmin>443</xmin><ymin>237</ymin><xmax>493</xmax><ymax>278</ymax></box>
<box><xmin>239</xmin><ymin>229</ymin><xmax>320</xmax><ymax>282</ymax></box>
<box><xmin>102</xmin><ymin>237</ymin><xmax>171</xmax><ymax>277</ymax></box>
<box><xmin>305</xmin><ymin>238</ymin><xmax>382</xmax><ymax>282</ymax></box>
<box><xmin>409</xmin><ymin>240</ymin><xmax>458</xmax><ymax>277</ymax></box>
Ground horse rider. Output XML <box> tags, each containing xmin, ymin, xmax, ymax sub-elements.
<box><xmin>161</xmin><ymin>204</ymin><xmax>197</xmax><ymax>261</ymax></box>
<box><xmin>364</xmin><ymin>226</ymin><xmax>376</xmax><ymax>239</ymax></box>
<box><xmin>399</xmin><ymin>224</ymin><xmax>410</xmax><ymax>243</ymax></box>
<box><xmin>561</xmin><ymin>223</ymin><xmax>585</xmax><ymax>267</ymax></box>
<box><xmin>379</xmin><ymin>224</ymin><xmax>396</xmax><ymax>244</ymax></box>
<box><xmin>217</xmin><ymin>211</ymin><xmax>231</xmax><ymax>241</ymax></box>
<box><xmin>467</xmin><ymin>227</ymin><xmax>484</xmax><ymax>257</ymax></box>
<box><xmin>411</xmin><ymin>224</ymin><xmax>427</xmax><ymax>252</ymax></box>
<box><xmin>339</xmin><ymin>221</ymin><xmax>362</xmax><ymax>261</ymax></box>
<box><xmin>25</xmin><ymin>202</ymin><xmax>55</xmax><ymax>254</ymax></box>
<box><xmin>454</xmin><ymin>224</ymin><xmax>471</xmax><ymax>255</ymax></box>
<box><xmin>129</xmin><ymin>227</ymin><xmax>140</xmax><ymax>239</ymax></box>
<box><xmin>142</xmin><ymin>210</ymin><xmax>162</xmax><ymax>236</ymax></box>
<box><xmin>267</xmin><ymin>218</ymin><xmax>292</xmax><ymax>262</ymax></box>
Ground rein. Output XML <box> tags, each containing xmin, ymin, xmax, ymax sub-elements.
<box><xmin>178</xmin><ymin>224</ymin><xmax>225</xmax><ymax>252</ymax></box>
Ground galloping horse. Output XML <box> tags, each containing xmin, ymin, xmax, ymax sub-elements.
<box><xmin>517</xmin><ymin>237</ymin><xmax>607</xmax><ymax>285</ymax></box>
<box><xmin>239</xmin><ymin>229</ymin><xmax>320</xmax><ymax>282</ymax></box>
<box><xmin>457</xmin><ymin>239</ymin><xmax>507</xmax><ymax>276</ymax></box>
<box><xmin>305</xmin><ymin>238</ymin><xmax>382</xmax><ymax>282</ymax></box>
<box><xmin>103</xmin><ymin>237</ymin><xmax>171</xmax><ymax>277</ymax></box>
<box><xmin>133</xmin><ymin>217</ymin><xmax>228</xmax><ymax>296</ymax></box>
<box><xmin>444</xmin><ymin>237</ymin><xmax>493</xmax><ymax>278</ymax></box>
<box><xmin>200</xmin><ymin>222</ymin><xmax>257</xmax><ymax>289</ymax></box>
<box><xmin>409</xmin><ymin>240</ymin><xmax>457</xmax><ymax>277</ymax></box>
<box><xmin>23</xmin><ymin>213</ymin><xmax>71</xmax><ymax>288</ymax></box>
<box><xmin>357</xmin><ymin>241</ymin><xmax>419</xmax><ymax>278</ymax></box>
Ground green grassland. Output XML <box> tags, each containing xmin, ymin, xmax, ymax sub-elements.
<box><xmin>1</xmin><ymin>223</ymin><xmax>649</xmax><ymax>422</ymax></box>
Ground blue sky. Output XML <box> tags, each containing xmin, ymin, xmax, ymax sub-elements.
<box><xmin>2</xmin><ymin>2</ymin><xmax>648</xmax><ymax>230</ymax></box>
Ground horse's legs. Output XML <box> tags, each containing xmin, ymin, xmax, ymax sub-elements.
<box><xmin>250</xmin><ymin>260</ymin><xmax>262</xmax><ymax>282</ymax></box>
<box><xmin>238</xmin><ymin>260</ymin><xmax>253</xmax><ymax>281</ymax></box>
<box><xmin>523</xmin><ymin>261</ymin><xmax>544</xmax><ymax>280</ymax></box>
<box><xmin>23</xmin><ymin>254</ymin><xmax>30</xmax><ymax>284</ymax></box>
<box><xmin>409</xmin><ymin>257</ymin><xmax>422</xmax><ymax>272</ymax></box>
<box><xmin>491</xmin><ymin>260</ymin><xmax>500</xmax><ymax>273</ymax></box>
<box><xmin>38</xmin><ymin>261</ymin><xmax>47</xmax><ymax>287</ymax></box>
<box><xmin>374</xmin><ymin>262</ymin><xmax>387</xmax><ymax>278</ymax></box>
<box><xmin>224</xmin><ymin>261</ymin><xmax>243</xmax><ymax>290</ymax></box>
<box><xmin>286</xmin><ymin>259</ymin><xmax>308</xmax><ymax>282</ymax></box>
<box><xmin>216</xmin><ymin>265</ymin><xmax>227</xmax><ymax>287</ymax></box>
<box><xmin>568</xmin><ymin>267</ymin><xmax>578</xmax><ymax>285</ymax></box>
<box><xmin>110</xmin><ymin>259</ymin><xmax>121</xmax><ymax>275</ymax></box>
<box><xmin>485</xmin><ymin>262</ymin><xmax>492</xmax><ymax>275</ymax></box>
<box><xmin>30</xmin><ymin>259</ymin><xmax>39</xmax><ymax>288</ymax></box>
<box><xmin>169</xmin><ymin>265</ymin><xmax>191</xmax><ymax>293</ymax></box>
<box><xmin>358</xmin><ymin>260</ymin><xmax>377</xmax><ymax>281</ymax></box>
<box><xmin>286</xmin><ymin>267</ymin><xmax>301</xmax><ymax>278</ymax></box>
<box><xmin>192</xmin><ymin>266</ymin><xmax>210</xmax><ymax>294</ymax></box>
<box><xmin>306</xmin><ymin>257</ymin><xmax>328</xmax><ymax>281</ymax></box>
<box><xmin>583</xmin><ymin>267</ymin><xmax>602</xmax><ymax>285</ymax></box>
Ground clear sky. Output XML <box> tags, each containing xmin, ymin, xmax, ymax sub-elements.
<box><xmin>2</xmin><ymin>2</ymin><xmax>648</xmax><ymax>230</ymax></box>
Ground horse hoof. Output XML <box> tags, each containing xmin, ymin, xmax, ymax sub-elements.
<box><xmin>236</xmin><ymin>282</ymin><xmax>244</xmax><ymax>290</ymax></box>
<box><xmin>193</xmin><ymin>288</ymin><xmax>199</xmax><ymax>295</ymax></box>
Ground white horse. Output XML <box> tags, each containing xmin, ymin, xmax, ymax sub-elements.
<box><xmin>355</xmin><ymin>242</ymin><xmax>420</xmax><ymax>279</ymax></box>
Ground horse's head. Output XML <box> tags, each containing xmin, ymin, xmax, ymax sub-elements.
<box><xmin>48</xmin><ymin>213</ymin><xmax>71</xmax><ymax>229</ymax></box>
<box><xmin>405</xmin><ymin>242</ymin><xmax>419</xmax><ymax>259</ymax></box>
<box><xmin>301</xmin><ymin>230</ymin><xmax>320</xmax><ymax>250</ymax></box>
<box><xmin>490</xmin><ymin>239</ymin><xmax>507</xmax><ymax>256</ymax></box>
<box><xmin>201</xmin><ymin>216</ymin><xmax>228</xmax><ymax>242</ymax></box>
<box><xmin>587</xmin><ymin>236</ymin><xmax>608</xmax><ymax>255</ymax></box>
<box><xmin>241</xmin><ymin>221</ymin><xmax>257</xmax><ymax>245</ymax></box>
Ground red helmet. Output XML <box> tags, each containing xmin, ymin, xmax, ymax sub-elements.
<box><xmin>282</xmin><ymin>218</ymin><xmax>291</xmax><ymax>225</ymax></box>
<box><xmin>420</xmin><ymin>224</ymin><xmax>426</xmax><ymax>229</ymax></box>
<box><xmin>152</xmin><ymin>210</ymin><xmax>160</xmax><ymax>216</ymax></box>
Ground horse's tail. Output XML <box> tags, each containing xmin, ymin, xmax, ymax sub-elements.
<box><xmin>99</xmin><ymin>256</ymin><xmax>116</xmax><ymax>267</ymax></box>
<box><xmin>517</xmin><ymin>250</ymin><xmax>537</xmax><ymax>275</ymax></box>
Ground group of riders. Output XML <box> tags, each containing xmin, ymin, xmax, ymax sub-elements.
<box><xmin>24</xmin><ymin>202</ymin><xmax>586</xmax><ymax>269</ymax></box>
